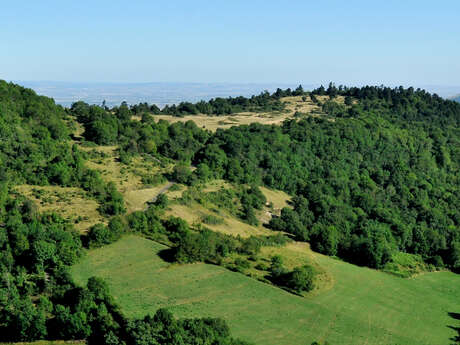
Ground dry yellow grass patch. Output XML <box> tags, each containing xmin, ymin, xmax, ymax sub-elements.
<box><xmin>202</xmin><ymin>179</ymin><xmax>234</xmax><ymax>193</ymax></box>
<box><xmin>152</xmin><ymin>111</ymin><xmax>293</xmax><ymax>132</ymax></box>
<box><xmin>13</xmin><ymin>185</ymin><xmax>105</xmax><ymax>233</ymax></box>
<box><xmin>79</xmin><ymin>144</ymin><xmax>118</xmax><ymax>154</ymax></box>
<box><xmin>85</xmin><ymin>151</ymin><xmax>175</xmax><ymax>213</ymax></box>
<box><xmin>164</xmin><ymin>184</ymin><xmax>187</xmax><ymax>199</ymax></box>
<box><xmin>79</xmin><ymin>142</ymin><xmax>178</xmax><ymax>215</ymax></box>
<box><xmin>84</xmin><ymin>151</ymin><xmax>160</xmax><ymax>191</ymax></box>
<box><xmin>166</xmin><ymin>203</ymin><xmax>272</xmax><ymax>238</ymax></box>
<box><xmin>124</xmin><ymin>182</ymin><xmax>173</xmax><ymax>213</ymax></box>
<box><xmin>85</xmin><ymin>156</ymin><xmax>141</xmax><ymax>193</ymax></box>
<box><xmin>316</xmin><ymin>95</ymin><xmax>346</xmax><ymax>104</ymax></box>
<box><xmin>259</xmin><ymin>186</ymin><xmax>291</xmax><ymax>211</ymax></box>
<box><xmin>258</xmin><ymin>186</ymin><xmax>291</xmax><ymax>224</ymax></box>
<box><xmin>281</xmin><ymin>95</ymin><xmax>322</xmax><ymax>114</ymax></box>
<box><xmin>148</xmin><ymin>95</ymin><xmax>345</xmax><ymax>131</ymax></box>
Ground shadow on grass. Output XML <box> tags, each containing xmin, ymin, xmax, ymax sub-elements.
<box><xmin>158</xmin><ymin>248</ymin><xmax>177</xmax><ymax>263</ymax></box>
<box><xmin>448</xmin><ymin>312</ymin><xmax>460</xmax><ymax>344</ymax></box>
<box><xmin>449</xmin><ymin>312</ymin><xmax>460</xmax><ymax>320</ymax></box>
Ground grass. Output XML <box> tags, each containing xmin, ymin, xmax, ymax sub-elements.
<box><xmin>0</xmin><ymin>340</ymin><xmax>86</xmax><ymax>345</ymax></box>
<box><xmin>124</xmin><ymin>182</ymin><xmax>173</xmax><ymax>213</ymax></box>
<box><xmin>148</xmin><ymin>96</ymin><xmax>340</xmax><ymax>132</ymax></box>
<box><xmin>81</xmin><ymin>144</ymin><xmax>175</xmax><ymax>214</ymax></box>
<box><xmin>259</xmin><ymin>186</ymin><xmax>291</xmax><ymax>211</ymax></box>
<box><xmin>152</xmin><ymin>111</ymin><xmax>293</xmax><ymax>132</ymax></box>
<box><xmin>165</xmin><ymin>203</ymin><xmax>271</xmax><ymax>237</ymax></box>
<box><xmin>165</xmin><ymin>181</ymin><xmax>291</xmax><ymax>238</ymax></box>
<box><xmin>71</xmin><ymin>235</ymin><xmax>460</xmax><ymax>345</ymax></box>
<box><xmin>13</xmin><ymin>185</ymin><xmax>105</xmax><ymax>232</ymax></box>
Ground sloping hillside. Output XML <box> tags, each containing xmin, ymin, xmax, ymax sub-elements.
<box><xmin>71</xmin><ymin>235</ymin><xmax>460</xmax><ymax>345</ymax></box>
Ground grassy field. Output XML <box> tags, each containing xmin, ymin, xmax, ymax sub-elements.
<box><xmin>147</xmin><ymin>95</ymin><xmax>331</xmax><ymax>131</ymax></box>
<box><xmin>71</xmin><ymin>235</ymin><xmax>460</xmax><ymax>345</ymax></box>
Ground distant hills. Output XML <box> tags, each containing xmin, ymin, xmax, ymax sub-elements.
<box><xmin>13</xmin><ymin>80</ymin><xmax>460</xmax><ymax>107</ymax></box>
<box><xmin>15</xmin><ymin>81</ymin><xmax>311</xmax><ymax>107</ymax></box>
<box><xmin>452</xmin><ymin>95</ymin><xmax>460</xmax><ymax>102</ymax></box>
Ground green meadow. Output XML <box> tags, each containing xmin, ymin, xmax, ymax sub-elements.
<box><xmin>71</xmin><ymin>235</ymin><xmax>460</xmax><ymax>345</ymax></box>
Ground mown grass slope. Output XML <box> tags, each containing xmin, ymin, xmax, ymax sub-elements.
<box><xmin>71</xmin><ymin>236</ymin><xmax>460</xmax><ymax>345</ymax></box>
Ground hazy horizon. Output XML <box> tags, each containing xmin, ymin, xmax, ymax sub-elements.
<box><xmin>11</xmin><ymin>80</ymin><xmax>460</xmax><ymax>107</ymax></box>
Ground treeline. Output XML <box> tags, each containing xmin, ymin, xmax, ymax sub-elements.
<box><xmin>312</xmin><ymin>82</ymin><xmax>460</xmax><ymax>126</ymax></box>
<box><xmin>72</xmin><ymin>100</ymin><xmax>210</xmax><ymax>162</ymax></box>
<box><xmin>129</xmin><ymin>87</ymin><xmax>306</xmax><ymax>116</ymax></box>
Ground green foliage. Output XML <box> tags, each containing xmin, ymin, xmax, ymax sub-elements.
<box><xmin>148</xmin><ymin>90</ymin><xmax>287</xmax><ymax>116</ymax></box>
<box><xmin>0</xmin><ymin>82</ymin><xmax>126</xmax><ymax>216</ymax></box>
<box><xmin>171</xmin><ymin>163</ymin><xmax>192</xmax><ymax>184</ymax></box>
<box><xmin>141</xmin><ymin>173</ymin><xmax>166</xmax><ymax>186</ymax></box>
<box><xmin>268</xmin><ymin>256</ymin><xmax>315</xmax><ymax>292</ymax></box>
<box><xmin>322</xmin><ymin>100</ymin><xmax>347</xmax><ymax>117</ymax></box>
<box><xmin>383</xmin><ymin>252</ymin><xmax>432</xmax><ymax>278</ymax></box>
<box><xmin>285</xmin><ymin>265</ymin><xmax>315</xmax><ymax>292</ymax></box>
<box><xmin>201</xmin><ymin>213</ymin><xmax>225</xmax><ymax>225</ymax></box>
<box><xmin>87</xmin><ymin>223</ymin><xmax>122</xmax><ymax>248</ymax></box>
<box><xmin>0</xmin><ymin>196</ymin><xmax>82</xmax><ymax>342</ymax></box>
<box><xmin>189</xmin><ymin>86</ymin><xmax>460</xmax><ymax>270</ymax></box>
<box><xmin>174</xmin><ymin>228</ymin><xmax>238</xmax><ymax>263</ymax></box>
<box><xmin>0</xmin><ymin>195</ymin><xmax>247</xmax><ymax>344</ymax></box>
<box><xmin>160</xmin><ymin>214</ymin><xmax>290</xmax><ymax>265</ymax></box>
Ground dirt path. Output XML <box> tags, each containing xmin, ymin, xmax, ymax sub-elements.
<box><xmin>146</xmin><ymin>182</ymin><xmax>174</xmax><ymax>206</ymax></box>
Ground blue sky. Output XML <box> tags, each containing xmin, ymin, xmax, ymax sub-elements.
<box><xmin>2</xmin><ymin>0</ymin><xmax>460</xmax><ymax>86</ymax></box>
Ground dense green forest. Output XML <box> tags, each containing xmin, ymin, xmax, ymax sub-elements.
<box><xmin>195</xmin><ymin>85</ymin><xmax>460</xmax><ymax>269</ymax></box>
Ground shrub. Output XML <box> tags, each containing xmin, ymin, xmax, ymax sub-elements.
<box><xmin>87</xmin><ymin>224</ymin><xmax>113</xmax><ymax>248</ymax></box>
<box><xmin>201</xmin><ymin>214</ymin><xmax>225</xmax><ymax>225</ymax></box>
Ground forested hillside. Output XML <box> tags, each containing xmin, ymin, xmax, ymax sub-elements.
<box><xmin>0</xmin><ymin>81</ymin><xmax>251</xmax><ymax>345</ymax></box>
<box><xmin>74</xmin><ymin>83</ymin><xmax>460</xmax><ymax>271</ymax></box>
<box><xmin>1</xmin><ymin>80</ymin><xmax>459</xmax><ymax>345</ymax></box>
<box><xmin>194</xmin><ymin>86</ymin><xmax>460</xmax><ymax>269</ymax></box>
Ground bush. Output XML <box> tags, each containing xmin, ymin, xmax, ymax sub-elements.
<box><xmin>87</xmin><ymin>224</ymin><xmax>113</xmax><ymax>248</ymax></box>
<box><xmin>286</xmin><ymin>265</ymin><xmax>315</xmax><ymax>292</ymax></box>
<box><xmin>141</xmin><ymin>173</ymin><xmax>166</xmax><ymax>186</ymax></box>
<box><xmin>234</xmin><ymin>257</ymin><xmax>251</xmax><ymax>270</ymax></box>
<box><xmin>172</xmin><ymin>164</ymin><xmax>192</xmax><ymax>184</ymax></box>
